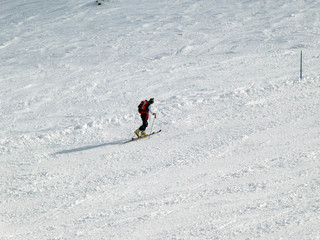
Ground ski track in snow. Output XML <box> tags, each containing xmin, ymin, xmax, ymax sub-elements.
<box><xmin>1</xmin><ymin>0</ymin><xmax>320</xmax><ymax>239</ymax></box>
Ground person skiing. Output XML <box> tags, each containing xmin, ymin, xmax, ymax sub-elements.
<box><xmin>135</xmin><ymin>98</ymin><xmax>157</xmax><ymax>137</ymax></box>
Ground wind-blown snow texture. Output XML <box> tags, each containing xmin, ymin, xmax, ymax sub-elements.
<box><xmin>1</xmin><ymin>0</ymin><xmax>320</xmax><ymax>239</ymax></box>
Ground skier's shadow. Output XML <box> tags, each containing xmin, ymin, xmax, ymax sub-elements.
<box><xmin>53</xmin><ymin>140</ymin><xmax>125</xmax><ymax>155</ymax></box>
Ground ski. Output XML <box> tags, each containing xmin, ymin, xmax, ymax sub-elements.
<box><xmin>124</xmin><ymin>130</ymin><xmax>161</xmax><ymax>144</ymax></box>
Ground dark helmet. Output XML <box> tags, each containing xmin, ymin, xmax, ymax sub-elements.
<box><xmin>149</xmin><ymin>98</ymin><xmax>154</xmax><ymax>104</ymax></box>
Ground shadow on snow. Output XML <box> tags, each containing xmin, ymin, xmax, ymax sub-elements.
<box><xmin>53</xmin><ymin>140</ymin><xmax>126</xmax><ymax>155</ymax></box>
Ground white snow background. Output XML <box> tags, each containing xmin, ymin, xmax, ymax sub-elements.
<box><xmin>1</xmin><ymin>0</ymin><xmax>320</xmax><ymax>239</ymax></box>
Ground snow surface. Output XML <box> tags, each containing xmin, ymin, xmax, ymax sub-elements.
<box><xmin>1</xmin><ymin>0</ymin><xmax>320</xmax><ymax>239</ymax></box>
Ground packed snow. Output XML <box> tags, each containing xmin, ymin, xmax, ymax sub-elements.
<box><xmin>1</xmin><ymin>0</ymin><xmax>320</xmax><ymax>239</ymax></box>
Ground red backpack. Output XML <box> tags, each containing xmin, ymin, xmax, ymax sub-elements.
<box><xmin>138</xmin><ymin>100</ymin><xmax>149</xmax><ymax>113</ymax></box>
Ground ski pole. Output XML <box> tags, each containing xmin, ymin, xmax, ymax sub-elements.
<box><xmin>149</xmin><ymin>115</ymin><xmax>156</xmax><ymax>136</ymax></box>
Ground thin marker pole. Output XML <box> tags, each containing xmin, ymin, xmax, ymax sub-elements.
<box><xmin>300</xmin><ymin>50</ymin><xmax>303</xmax><ymax>80</ymax></box>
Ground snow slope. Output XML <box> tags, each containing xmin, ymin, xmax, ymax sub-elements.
<box><xmin>1</xmin><ymin>0</ymin><xmax>320</xmax><ymax>239</ymax></box>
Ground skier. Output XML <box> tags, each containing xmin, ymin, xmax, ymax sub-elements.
<box><xmin>135</xmin><ymin>98</ymin><xmax>157</xmax><ymax>137</ymax></box>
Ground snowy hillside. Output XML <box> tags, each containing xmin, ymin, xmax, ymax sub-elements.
<box><xmin>1</xmin><ymin>0</ymin><xmax>320</xmax><ymax>239</ymax></box>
